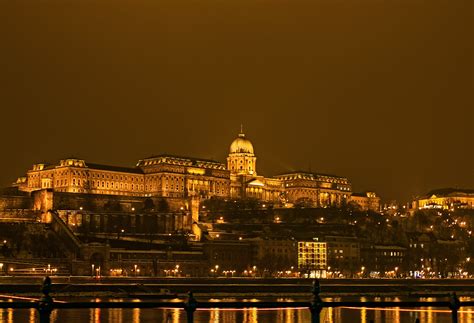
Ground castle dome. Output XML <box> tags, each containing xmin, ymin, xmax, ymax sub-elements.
<box><xmin>229</xmin><ymin>131</ymin><xmax>254</xmax><ymax>154</ymax></box>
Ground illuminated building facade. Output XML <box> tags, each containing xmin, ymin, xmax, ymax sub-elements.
<box><xmin>14</xmin><ymin>128</ymin><xmax>357</xmax><ymax>207</ymax></box>
<box><xmin>350</xmin><ymin>191</ymin><xmax>381</xmax><ymax>211</ymax></box>
<box><xmin>414</xmin><ymin>188</ymin><xmax>474</xmax><ymax>210</ymax></box>
<box><xmin>16</xmin><ymin>156</ymin><xmax>230</xmax><ymax>199</ymax></box>
<box><xmin>227</xmin><ymin>130</ymin><xmax>283</xmax><ymax>201</ymax></box>
<box><xmin>274</xmin><ymin>172</ymin><xmax>351</xmax><ymax>207</ymax></box>
<box><xmin>297</xmin><ymin>240</ymin><xmax>327</xmax><ymax>277</ymax></box>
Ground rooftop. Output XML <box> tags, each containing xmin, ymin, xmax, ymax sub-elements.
<box><xmin>86</xmin><ymin>163</ymin><xmax>144</xmax><ymax>174</ymax></box>
<box><xmin>140</xmin><ymin>154</ymin><xmax>224</xmax><ymax>165</ymax></box>
<box><xmin>274</xmin><ymin>171</ymin><xmax>348</xmax><ymax>180</ymax></box>
<box><xmin>425</xmin><ymin>188</ymin><xmax>474</xmax><ymax>197</ymax></box>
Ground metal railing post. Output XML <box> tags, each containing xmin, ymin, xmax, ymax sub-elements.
<box><xmin>310</xmin><ymin>280</ymin><xmax>323</xmax><ymax>323</ymax></box>
<box><xmin>184</xmin><ymin>291</ymin><xmax>197</xmax><ymax>323</ymax></box>
<box><xmin>449</xmin><ymin>292</ymin><xmax>460</xmax><ymax>323</ymax></box>
<box><xmin>37</xmin><ymin>276</ymin><xmax>54</xmax><ymax>323</ymax></box>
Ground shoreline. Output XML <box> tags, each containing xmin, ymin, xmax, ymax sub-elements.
<box><xmin>2</xmin><ymin>291</ymin><xmax>473</xmax><ymax>299</ymax></box>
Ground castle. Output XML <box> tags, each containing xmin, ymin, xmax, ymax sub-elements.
<box><xmin>13</xmin><ymin>129</ymin><xmax>362</xmax><ymax>209</ymax></box>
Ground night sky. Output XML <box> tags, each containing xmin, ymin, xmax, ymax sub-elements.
<box><xmin>1</xmin><ymin>0</ymin><xmax>472</xmax><ymax>203</ymax></box>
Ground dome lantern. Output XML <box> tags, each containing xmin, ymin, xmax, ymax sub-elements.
<box><xmin>229</xmin><ymin>129</ymin><xmax>254</xmax><ymax>155</ymax></box>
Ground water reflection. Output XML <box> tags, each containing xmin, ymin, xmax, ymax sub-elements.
<box><xmin>1</xmin><ymin>296</ymin><xmax>473</xmax><ymax>322</ymax></box>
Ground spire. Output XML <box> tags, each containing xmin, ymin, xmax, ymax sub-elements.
<box><xmin>239</xmin><ymin>124</ymin><xmax>245</xmax><ymax>137</ymax></box>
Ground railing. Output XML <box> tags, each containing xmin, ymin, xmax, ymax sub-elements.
<box><xmin>1</xmin><ymin>277</ymin><xmax>472</xmax><ymax>323</ymax></box>
<box><xmin>49</xmin><ymin>211</ymin><xmax>82</xmax><ymax>254</ymax></box>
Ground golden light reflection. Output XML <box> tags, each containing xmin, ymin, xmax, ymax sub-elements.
<box><xmin>7</xmin><ymin>307</ymin><xmax>13</xmax><ymax>323</ymax></box>
<box><xmin>172</xmin><ymin>308</ymin><xmax>180</xmax><ymax>323</ymax></box>
<box><xmin>285</xmin><ymin>306</ymin><xmax>295</xmax><ymax>323</ymax></box>
<box><xmin>132</xmin><ymin>308</ymin><xmax>140</xmax><ymax>323</ymax></box>
<box><xmin>427</xmin><ymin>296</ymin><xmax>434</xmax><ymax>323</ymax></box>
<box><xmin>360</xmin><ymin>307</ymin><xmax>367</xmax><ymax>323</ymax></box>
<box><xmin>242</xmin><ymin>307</ymin><xmax>258</xmax><ymax>323</ymax></box>
<box><xmin>29</xmin><ymin>308</ymin><xmax>35</xmax><ymax>323</ymax></box>
<box><xmin>360</xmin><ymin>296</ymin><xmax>367</xmax><ymax>323</ymax></box>
<box><xmin>210</xmin><ymin>308</ymin><xmax>220</xmax><ymax>323</ymax></box>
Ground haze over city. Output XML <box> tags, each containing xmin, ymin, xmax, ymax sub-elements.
<box><xmin>0</xmin><ymin>1</ymin><xmax>473</xmax><ymax>322</ymax></box>
<box><xmin>1</xmin><ymin>1</ymin><xmax>472</xmax><ymax>202</ymax></box>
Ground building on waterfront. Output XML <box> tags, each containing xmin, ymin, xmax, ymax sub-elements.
<box><xmin>253</xmin><ymin>236</ymin><xmax>298</xmax><ymax>272</ymax></box>
<box><xmin>13</xmin><ymin>128</ymin><xmax>364</xmax><ymax>208</ymax></box>
<box><xmin>325</xmin><ymin>235</ymin><xmax>360</xmax><ymax>277</ymax></box>
<box><xmin>297</xmin><ymin>239</ymin><xmax>327</xmax><ymax>278</ymax></box>
<box><xmin>413</xmin><ymin>188</ymin><xmax>474</xmax><ymax>210</ymax></box>
<box><xmin>361</xmin><ymin>245</ymin><xmax>406</xmax><ymax>277</ymax></box>
<box><xmin>350</xmin><ymin>192</ymin><xmax>381</xmax><ymax>211</ymax></box>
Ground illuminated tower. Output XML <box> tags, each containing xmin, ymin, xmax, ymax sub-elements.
<box><xmin>227</xmin><ymin>126</ymin><xmax>257</xmax><ymax>176</ymax></box>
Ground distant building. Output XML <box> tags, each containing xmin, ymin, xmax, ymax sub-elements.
<box><xmin>274</xmin><ymin>172</ymin><xmax>351</xmax><ymax>208</ymax></box>
<box><xmin>413</xmin><ymin>188</ymin><xmax>474</xmax><ymax>210</ymax></box>
<box><xmin>227</xmin><ymin>131</ymin><xmax>284</xmax><ymax>202</ymax></box>
<box><xmin>15</xmin><ymin>156</ymin><xmax>230</xmax><ymax>199</ymax></box>
<box><xmin>350</xmin><ymin>192</ymin><xmax>381</xmax><ymax>211</ymax></box>
<box><xmin>203</xmin><ymin>239</ymin><xmax>254</xmax><ymax>272</ymax></box>
<box><xmin>13</xmin><ymin>128</ymin><xmax>360</xmax><ymax>209</ymax></box>
<box><xmin>253</xmin><ymin>237</ymin><xmax>298</xmax><ymax>271</ymax></box>
<box><xmin>297</xmin><ymin>240</ymin><xmax>327</xmax><ymax>278</ymax></box>
<box><xmin>361</xmin><ymin>245</ymin><xmax>406</xmax><ymax>277</ymax></box>
<box><xmin>325</xmin><ymin>235</ymin><xmax>360</xmax><ymax>277</ymax></box>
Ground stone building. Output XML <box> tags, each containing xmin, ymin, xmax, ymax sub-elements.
<box><xmin>274</xmin><ymin>172</ymin><xmax>351</xmax><ymax>207</ymax></box>
<box><xmin>325</xmin><ymin>235</ymin><xmax>360</xmax><ymax>277</ymax></box>
<box><xmin>13</xmin><ymin>128</ymin><xmax>358</xmax><ymax>208</ymax></box>
<box><xmin>413</xmin><ymin>188</ymin><xmax>474</xmax><ymax>210</ymax></box>
<box><xmin>350</xmin><ymin>191</ymin><xmax>381</xmax><ymax>211</ymax></box>
<box><xmin>16</xmin><ymin>156</ymin><xmax>230</xmax><ymax>200</ymax></box>
<box><xmin>227</xmin><ymin>130</ymin><xmax>283</xmax><ymax>202</ymax></box>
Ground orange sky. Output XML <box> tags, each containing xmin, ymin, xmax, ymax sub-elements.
<box><xmin>0</xmin><ymin>0</ymin><xmax>472</xmax><ymax>202</ymax></box>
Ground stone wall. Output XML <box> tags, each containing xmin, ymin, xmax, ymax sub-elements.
<box><xmin>52</xmin><ymin>192</ymin><xmax>188</xmax><ymax>213</ymax></box>
<box><xmin>0</xmin><ymin>195</ymin><xmax>32</xmax><ymax>211</ymax></box>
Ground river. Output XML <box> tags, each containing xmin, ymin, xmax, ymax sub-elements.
<box><xmin>1</xmin><ymin>296</ymin><xmax>473</xmax><ymax>322</ymax></box>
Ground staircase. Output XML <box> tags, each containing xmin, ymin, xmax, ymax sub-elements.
<box><xmin>48</xmin><ymin>210</ymin><xmax>83</xmax><ymax>259</ymax></box>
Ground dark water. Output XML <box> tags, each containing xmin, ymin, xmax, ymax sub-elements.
<box><xmin>1</xmin><ymin>297</ymin><xmax>473</xmax><ymax>322</ymax></box>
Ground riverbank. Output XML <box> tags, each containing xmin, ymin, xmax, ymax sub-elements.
<box><xmin>1</xmin><ymin>276</ymin><xmax>474</xmax><ymax>298</ymax></box>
